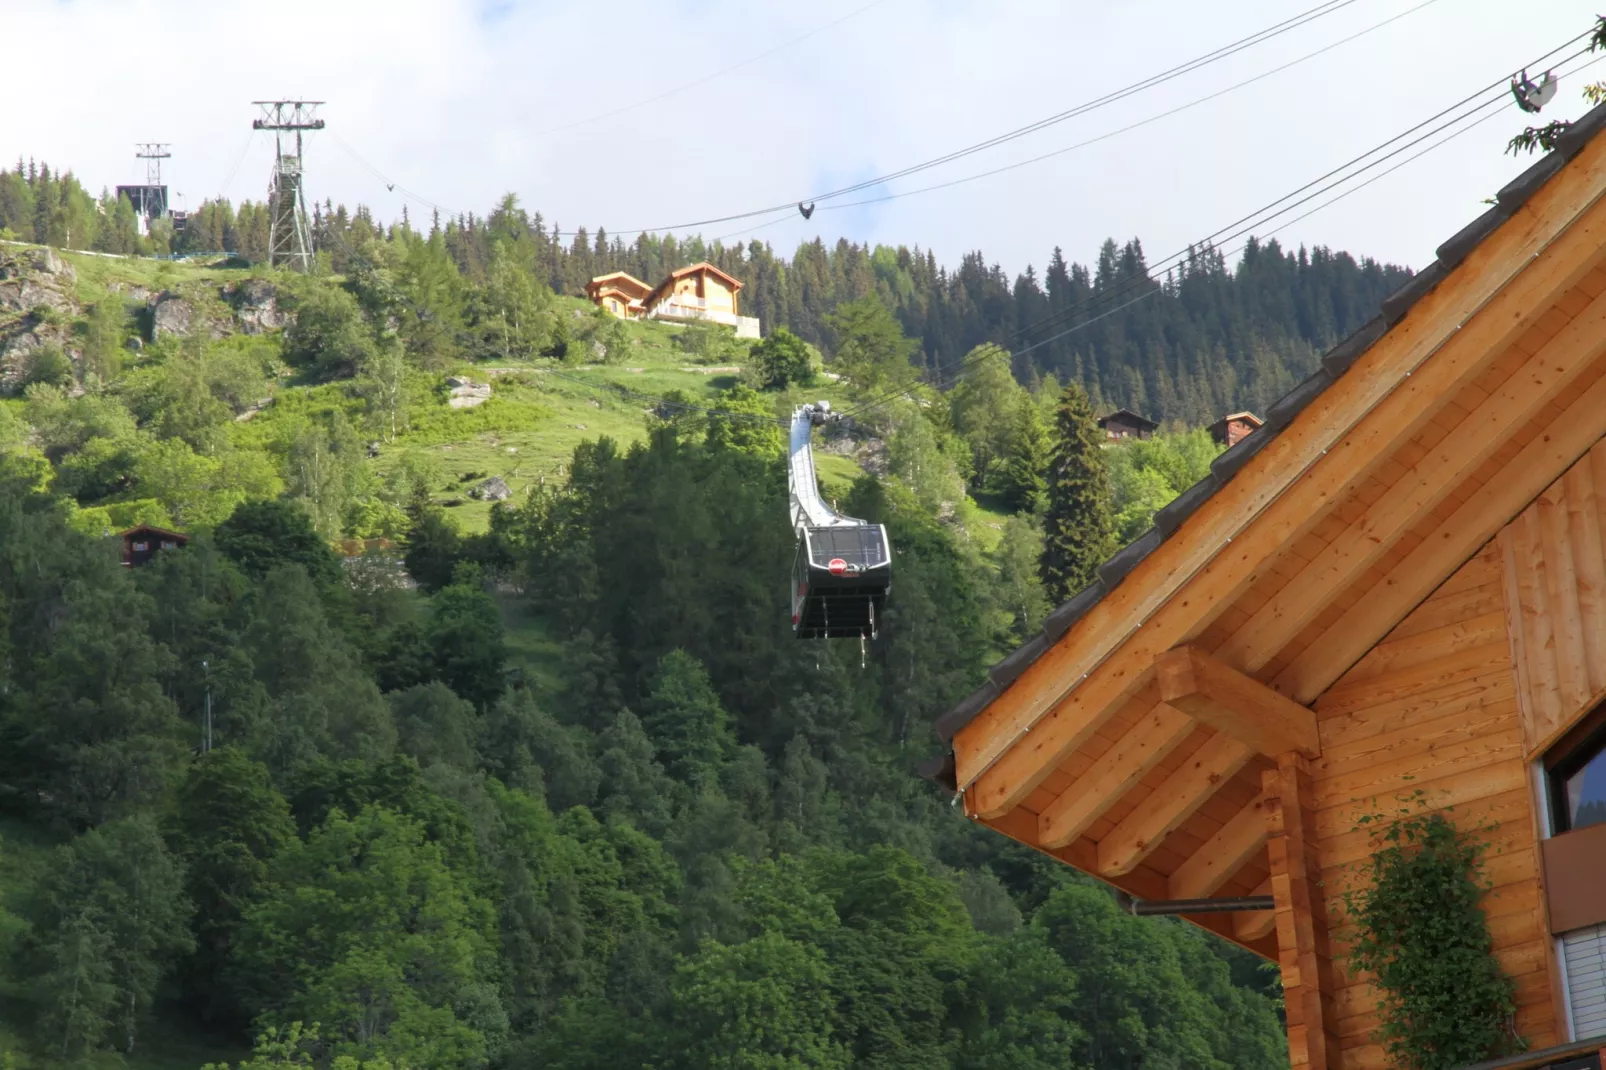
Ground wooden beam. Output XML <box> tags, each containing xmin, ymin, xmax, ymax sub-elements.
<box><xmin>1236</xmin><ymin>879</ymin><xmax>1277</xmax><ymax>942</ymax></box>
<box><xmin>1155</xmin><ymin>645</ymin><xmax>1320</xmax><ymax>757</ymax></box>
<box><xmin>954</xmin><ymin>146</ymin><xmax>1606</xmax><ymax>818</ymax></box>
<box><xmin>1216</xmin><ymin>281</ymin><xmax>1606</xmax><ymax>674</ymax></box>
<box><xmin>1276</xmin><ymin>363</ymin><xmax>1606</xmax><ymax>702</ymax></box>
<box><xmin>983</xmin><ymin>806</ymin><xmax>1279</xmax><ymax>959</ymax></box>
<box><xmin>1169</xmin><ymin>792</ymin><xmax>1272</xmax><ymax>900</ymax></box>
<box><xmin>1095</xmin><ymin>733</ymin><xmax>1254</xmax><ymax>877</ymax></box>
<box><xmin>1037</xmin><ymin>701</ymin><xmax>1195</xmax><ymax>849</ymax></box>
<box><xmin>1266</xmin><ymin>753</ymin><xmax>1341</xmax><ymax>1070</ymax></box>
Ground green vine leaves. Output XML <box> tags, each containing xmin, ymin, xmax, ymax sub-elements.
<box><xmin>1338</xmin><ymin>787</ymin><xmax>1524</xmax><ymax>1070</ymax></box>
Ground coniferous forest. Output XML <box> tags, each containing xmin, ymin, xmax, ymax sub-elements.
<box><xmin>0</xmin><ymin>156</ymin><xmax>1401</xmax><ymax>1069</ymax></box>
<box><xmin>0</xmin><ymin>161</ymin><xmax>1410</xmax><ymax>426</ymax></box>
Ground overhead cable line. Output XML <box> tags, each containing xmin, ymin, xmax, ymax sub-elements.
<box><xmin>563</xmin><ymin>0</ymin><xmax>1381</xmax><ymax>236</ymax></box>
<box><xmin>833</xmin><ymin>34</ymin><xmax>1597</xmax><ymax>421</ymax></box>
<box><xmin>805</xmin><ymin>0</ymin><xmax>1444</xmax><ymax>218</ymax></box>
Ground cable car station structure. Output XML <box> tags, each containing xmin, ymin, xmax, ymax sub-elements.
<box><xmin>925</xmin><ymin>101</ymin><xmax>1606</xmax><ymax>1070</ymax></box>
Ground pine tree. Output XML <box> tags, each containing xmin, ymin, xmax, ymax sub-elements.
<box><xmin>1039</xmin><ymin>382</ymin><xmax>1112</xmax><ymax>605</ymax></box>
<box><xmin>996</xmin><ymin>393</ymin><xmax>1051</xmax><ymax>513</ymax></box>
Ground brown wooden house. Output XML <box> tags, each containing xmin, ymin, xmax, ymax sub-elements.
<box><xmin>1099</xmin><ymin>408</ymin><xmax>1159</xmax><ymax>441</ymax></box>
<box><xmin>1209</xmin><ymin>410</ymin><xmax>1264</xmax><ymax>448</ymax></box>
<box><xmin>924</xmin><ymin>102</ymin><xmax>1606</xmax><ymax>1070</ymax></box>
<box><xmin>119</xmin><ymin>524</ymin><xmax>188</xmax><ymax>567</ymax></box>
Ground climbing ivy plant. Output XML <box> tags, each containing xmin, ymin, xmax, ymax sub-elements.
<box><xmin>1342</xmin><ymin>792</ymin><xmax>1524</xmax><ymax>1070</ymax></box>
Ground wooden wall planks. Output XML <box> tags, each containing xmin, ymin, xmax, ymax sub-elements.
<box><xmin>1313</xmin><ymin>545</ymin><xmax>1559</xmax><ymax>1065</ymax></box>
<box><xmin>1498</xmin><ymin>439</ymin><xmax>1606</xmax><ymax>756</ymax></box>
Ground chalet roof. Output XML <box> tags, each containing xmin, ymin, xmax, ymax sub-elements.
<box><xmin>585</xmin><ymin>271</ymin><xmax>652</xmax><ymax>299</ymax></box>
<box><xmin>1213</xmin><ymin>411</ymin><xmax>1263</xmax><ymax>427</ymax></box>
<box><xmin>664</xmin><ymin>260</ymin><xmax>743</xmax><ymax>290</ymax></box>
<box><xmin>1098</xmin><ymin>408</ymin><xmax>1158</xmax><ymax>430</ymax></box>
<box><xmin>117</xmin><ymin>524</ymin><xmax>189</xmax><ymax>541</ymax></box>
<box><xmin>645</xmin><ymin>261</ymin><xmax>745</xmax><ymax>307</ymax></box>
<box><xmin>928</xmin><ymin>98</ymin><xmax>1606</xmax><ymax>767</ymax></box>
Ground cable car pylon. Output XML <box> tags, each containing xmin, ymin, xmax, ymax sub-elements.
<box><xmin>788</xmin><ymin>402</ymin><xmax>892</xmax><ymax>640</ymax></box>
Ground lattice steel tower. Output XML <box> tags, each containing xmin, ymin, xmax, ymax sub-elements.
<box><xmin>252</xmin><ymin>101</ymin><xmax>324</xmax><ymax>271</ymax></box>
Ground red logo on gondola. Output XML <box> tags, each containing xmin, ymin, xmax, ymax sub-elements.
<box><xmin>828</xmin><ymin>558</ymin><xmax>848</xmax><ymax>575</ymax></box>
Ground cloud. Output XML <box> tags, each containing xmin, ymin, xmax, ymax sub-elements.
<box><xmin>3</xmin><ymin>0</ymin><xmax>1597</xmax><ymax>276</ymax></box>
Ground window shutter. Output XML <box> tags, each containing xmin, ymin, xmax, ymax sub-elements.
<box><xmin>1564</xmin><ymin>923</ymin><xmax>1606</xmax><ymax>1039</ymax></box>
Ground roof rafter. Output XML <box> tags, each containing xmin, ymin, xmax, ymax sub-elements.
<box><xmin>1037</xmin><ymin>697</ymin><xmax>1195</xmax><ymax>848</ymax></box>
<box><xmin>1095</xmin><ymin>733</ymin><xmax>1254</xmax><ymax>877</ymax></box>
<box><xmin>1168</xmin><ymin>792</ymin><xmax>1272</xmax><ymax>900</ymax></box>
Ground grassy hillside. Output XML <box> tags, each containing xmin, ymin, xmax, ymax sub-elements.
<box><xmin>2</xmin><ymin>244</ymin><xmax>880</xmax><ymax>542</ymax></box>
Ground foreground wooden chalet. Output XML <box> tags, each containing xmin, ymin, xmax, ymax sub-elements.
<box><xmin>926</xmin><ymin>101</ymin><xmax>1606</xmax><ymax>1070</ymax></box>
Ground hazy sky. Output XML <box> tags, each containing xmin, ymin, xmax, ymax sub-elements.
<box><xmin>6</xmin><ymin>0</ymin><xmax>1600</xmax><ymax>277</ymax></box>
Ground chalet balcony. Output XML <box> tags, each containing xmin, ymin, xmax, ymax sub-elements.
<box><xmin>648</xmin><ymin>298</ymin><xmax>761</xmax><ymax>338</ymax></box>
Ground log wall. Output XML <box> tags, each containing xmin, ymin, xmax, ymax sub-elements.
<box><xmin>1311</xmin><ymin>544</ymin><xmax>1558</xmax><ymax>1069</ymax></box>
<box><xmin>1498</xmin><ymin>438</ymin><xmax>1606</xmax><ymax>756</ymax></box>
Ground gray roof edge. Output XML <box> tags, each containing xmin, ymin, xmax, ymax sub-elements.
<box><xmin>934</xmin><ymin>117</ymin><xmax>1606</xmax><ymax>749</ymax></box>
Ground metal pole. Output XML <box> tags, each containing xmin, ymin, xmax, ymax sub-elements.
<box><xmin>1128</xmin><ymin>896</ymin><xmax>1275</xmax><ymax>916</ymax></box>
<box><xmin>201</xmin><ymin>659</ymin><xmax>211</xmax><ymax>753</ymax></box>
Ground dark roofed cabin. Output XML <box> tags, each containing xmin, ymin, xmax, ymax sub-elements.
<box><xmin>119</xmin><ymin>524</ymin><xmax>189</xmax><ymax>568</ymax></box>
<box><xmin>1207</xmin><ymin>411</ymin><xmax>1264</xmax><ymax>448</ymax></box>
<box><xmin>1098</xmin><ymin>408</ymin><xmax>1158</xmax><ymax>441</ymax></box>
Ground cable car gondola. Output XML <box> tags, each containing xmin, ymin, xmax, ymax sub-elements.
<box><xmin>788</xmin><ymin>402</ymin><xmax>892</xmax><ymax>639</ymax></box>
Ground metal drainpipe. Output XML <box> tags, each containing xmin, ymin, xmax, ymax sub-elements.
<box><xmin>1126</xmin><ymin>896</ymin><xmax>1275</xmax><ymax>916</ymax></box>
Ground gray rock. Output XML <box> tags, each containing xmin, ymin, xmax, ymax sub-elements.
<box><xmin>0</xmin><ymin>328</ymin><xmax>57</xmax><ymax>392</ymax></box>
<box><xmin>231</xmin><ymin>278</ymin><xmax>286</xmax><ymax>334</ymax></box>
<box><xmin>0</xmin><ymin>279</ymin><xmax>68</xmax><ymax>314</ymax></box>
<box><xmin>151</xmin><ymin>294</ymin><xmax>195</xmax><ymax>339</ymax></box>
<box><xmin>26</xmin><ymin>248</ymin><xmax>74</xmax><ymax>280</ymax></box>
<box><xmin>470</xmin><ymin>476</ymin><xmax>512</xmax><ymax>502</ymax></box>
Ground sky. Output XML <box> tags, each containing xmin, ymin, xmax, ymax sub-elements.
<box><xmin>5</xmin><ymin>0</ymin><xmax>1602</xmax><ymax>278</ymax></box>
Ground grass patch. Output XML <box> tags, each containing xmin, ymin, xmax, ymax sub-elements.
<box><xmin>495</xmin><ymin>591</ymin><xmax>566</xmax><ymax>697</ymax></box>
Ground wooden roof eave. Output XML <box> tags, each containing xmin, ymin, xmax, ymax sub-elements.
<box><xmin>951</xmin><ymin>121</ymin><xmax>1606</xmax><ymax>822</ymax></box>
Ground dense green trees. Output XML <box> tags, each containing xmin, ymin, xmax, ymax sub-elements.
<box><xmin>0</xmin><ymin>405</ymin><xmax>1287</xmax><ymax>1070</ymax></box>
<box><xmin>748</xmin><ymin>326</ymin><xmax>814</xmax><ymax>390</ymax></box>
<box><xmin>0</xmin><ymin>167</ymin><xmax>1327</xmax><ymax>1069</ymax></box>
<box><xmin>20</xmin><ymin>817</ymin><xmax>193</xmax><ymax>1057</ymax></box>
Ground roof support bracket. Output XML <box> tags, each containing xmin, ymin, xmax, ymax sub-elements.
<box><xmin>1155</xmin><ymin>645</ymin><xmax>1321</xmax><ymax>758</ymax></box>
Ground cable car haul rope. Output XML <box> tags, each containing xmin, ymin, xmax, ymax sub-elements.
<box><xmin>788</xmin><ymin>403</ymin><xmax>891</xmax><ymax>640</ymax></box>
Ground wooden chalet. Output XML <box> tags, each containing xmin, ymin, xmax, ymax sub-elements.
<box><xmin>925</xmin><ymin>101</ymin><xmax>1606</xmax><ymax>1070</ymax></box>
<box><xmin>1209</xmin><ymin>410</ymin><xmax>1264</xmax><ymax>448</ymax></box>
<box><xmin>586</xmin><ymin>262</ymin><xmax>760</xmax><ymax>337</ymax></box>
<box><xmin>584</xmin><ymin>271</ymin><xmax>654</xmax><ymax>319</ymax></box>
<box><xmin>643</xmin><ymin>261</ymin><xmax>744</xmax><ymax>319</ymax></box>
<box><xmin>1099</xmin><ymin>408</ymin><xmax>1158</xmax><ymax>441</ymax></box>
<box><xmin>119</xmin><ymin>524</ymin><xmax>188</xmax><ymax>567</ymax></box>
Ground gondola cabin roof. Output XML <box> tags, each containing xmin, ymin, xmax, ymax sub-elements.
<box><xmin>920</xmin><ymin>102</ymin><xmax>1606</xmax><ymax>1059</ymax></box>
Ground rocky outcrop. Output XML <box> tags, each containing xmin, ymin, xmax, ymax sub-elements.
<box><xmin>150</xmin><ymin>293</ymin><xmax>195</xmax><ymax>339</ymax></box>
<box><xmin>229</xmin><ymin>278</ymin><xmax>287</xmax><ymax>334</ymax></box>
<box><xmin>470</xmin><ymin>476</ymin><xmax>511</xmax><ymax>502</ymax></box>
<box><xmin>0</xmin><ymin>248</ymin><xmax>78</xmax><ymax>392</ymax></box>
<box><xmin>447</xmin><ymin>378</ymin><xmax>492</xmax><ymax>409</ymax></box>
<box><xmin>0</xmin><ymin>330</ymin><xmax>42</xmax><ymax>389</ymax></box>
<box><xmin>26</xmin><ymin>247</ymin><xmax>75</xmax><ymax>281</ymax></box>
<box><xmin>0</xmin><ymin>248</ymin><xmax>76</xmax><ymax>317</ymax></box>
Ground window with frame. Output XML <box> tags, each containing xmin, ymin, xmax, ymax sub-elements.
<box><xmin>1547</xmin><ymin>704</ymin><xmax>1606</xmax><ymax>834</ymax></box>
